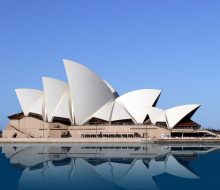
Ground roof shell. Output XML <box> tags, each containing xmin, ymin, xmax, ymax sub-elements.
<box><xmin>116</xmin><ymin>89</ymin><xmax>161</xmax><ymax>123</ymax></box>
<box><xmin>166</xmin><ymin>104</ymin><xmax>201</xmax><ymax>128</ymax></box>
<box><xmin>146</xmin><ymin>107</ymin><xmax>166</xmax><ymax>124</ymax></box>
<box><xmin>15</xmin><ymin>89</ymin><xmax>44</xmax><ymax>118</ymax></box>
<box><xmin>111</xmin><ymin>101</ymin><xmax>133</xmax><ymax>122</ymax></box>
<box><xmin>63</xmin><ymin>59</ymin><xmax>116</xmax><ymax>125</ymax></box>
<box><xmin>14</xmin><ymin>59</ymin><xmax>201</xmax><ymax>127</ymax></box>
<box><xmin>43</xmin><ymin>77</ymin><xmax>71</xmax><ymax>122</ymax></box>
<box><xmin>117</xmin><ymin>89</ymin><xmax>161</xmax><ymax>108</ymax></box>
<box><xmin>90</xmin><ymin>100</ymin><xmax>115</xmax><ymax>122</ymax></box>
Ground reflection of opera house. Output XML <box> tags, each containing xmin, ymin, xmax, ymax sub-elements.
<box><xmin>2</xmin><ymin>143</ymin><xmax>219</xmax><ymax>190</ymax></box>
<box><xmin>2</xmin><ymin>60</ymin><xmax>216</xmax><ymax>140</ymax></box>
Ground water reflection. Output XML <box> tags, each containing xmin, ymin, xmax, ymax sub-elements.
<box><xmin>1</xmin><ymin>143</ymin><xmax>220</xmax><ymax>190</ymax></box>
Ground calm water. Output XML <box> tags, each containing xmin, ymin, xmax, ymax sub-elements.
<box><xmin>1</xmin><ymin>143</ymin><xmax>220</xmax><ymax>190</ymax></box>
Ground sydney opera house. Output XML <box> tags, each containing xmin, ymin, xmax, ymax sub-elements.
<box><xmin>2</xmin><ymin>60</ymin><xmax>216</xmax><ymax>141</ymax></box>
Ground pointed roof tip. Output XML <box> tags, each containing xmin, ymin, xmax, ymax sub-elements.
<box><xmin>63</xmin><ymin>59</ymin><xmax>90</xmax><ymax>72</ymax></box>
<box><xmin>63</xmin><ymin>59</ymin><xmax>95</xmax><ymax>73</ymax></box>
<box><xmin>120</xmin><ymin>89</ymin><xmax>162</xmax><ymax>97</ymax></box>
<box><xmin>191</xmin><ymin>104</ymin><xmax>202</xmax><ymax>111</ymax></box>
<box><xmin>62</xmin><ymin>58</ymin><xmax>70</xmax><ymax>63</ymax></box>
<box><xmin>42</xmin><ymin>76</ymin><xmax>49</xmax><ymax>81</ymax></box>
<box><xmin>15</xmin><ymin>89</ymin><xmax>20</xmax><ymax>95</ymax></box>
<box><xmin>15</xmin><ymin>88</ymin><xmax>24</xmax><ymax>95</ymax></box>
<box><xmin>134</xmin><ymin>89</ymin><xmax>162</xmax><ymax>92</ymax></box>
<box><xmin>42</xmin><ymin>76</ymin><xmax>57</xmax><ymax>80</ymax></box>
<box><xmin>167</xmin><ymin>104</ymin><xmax>201</xmax><ymax>111</ymax></box>
<box><xmin>15</xmin><ymin>88</ymin><xmax>43</xmax><ymax>92</ymax></box>
<box><xmin>63</xmin><ymin>59</ymin><xmax>81</xmax><ymax>66</ymax></box>
<box><xmin>188</xmin><ymin>104</ymin><xmax>202</xmax><ymax>109</ymax></box>
<box><xmin>193</xmin><ymin>104</ymin><xmax>202</xmax><ymax>108</ymax></box>
<box><xmin>187</xmin><ymin>104</ymin><xmax>201</xmax><ymax>107</ymax></box>
<box><xmin>42</xmin><ymin>76</ymin><xmax>67</xmax><ymax>84</ymax></box>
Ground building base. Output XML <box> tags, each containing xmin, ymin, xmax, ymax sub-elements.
<box><xmin>2</xmin><ymin>116</ymin><xmax>218</xmax><ymax>142</ymax></box>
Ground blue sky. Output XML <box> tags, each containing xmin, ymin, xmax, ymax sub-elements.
<box><xmin>0</xmin><ymin>0</ymin><xmax>220</xmax><ymax>129</ymax></box>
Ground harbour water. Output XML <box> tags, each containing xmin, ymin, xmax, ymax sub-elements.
<box><xmin>0</xmin><ymin>143</ymin><xmax>220</xmax><ymax>190</ymax></box>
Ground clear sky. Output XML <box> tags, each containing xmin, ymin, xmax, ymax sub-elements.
<box><xmin>0</xmin><ymin>0</ymin><xmax>220</xmax><ymax>129</ymax></box>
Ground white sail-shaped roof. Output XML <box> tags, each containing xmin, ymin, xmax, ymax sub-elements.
<box><xmin>14</xmin><ymin>59</ymin><xmax>201</xmax><ymax>128</ymax></box>
<box><xmin>124</xmin><ymin>105</ymin><xmax>149</xmax><ymax>124</ymax></box>
<box><xmin>166</xmin><ymin>104</ymin><xmax>201</xmax><ymax>128</ymax></box>
<box><xmin>116</xmin><ymin>89</ymin><xmax>161</xmax><ymax>123</ymax></box>
<box><xmin>15</xmin><ymin>89</ymin><xmax>44</xmax><ymax>117</ymax></box>
<box><xmin>117</xmin><ymin>89</ymin><xmax>161</xmax><ymax>107</ymax></box>
<box><xmin>42</xmin><ymin>77</ymin><xmax>71</xmax><ymax>122</ymax></box>
<box><xmin>52</xmin><ymin>91</ymin><xmax>71</xmax><ymax>120</ymax></box>
<box><xmin>111</xmin><ymin>101</ymin><xmax>133</xmax><ymax>122</ymax></box>
<box><xmin>63</xmin><ymin>59</ymin><xmax>116</xmax><ymax>125</ymax></box>
<box><xmin>111</xmin><ymin>105</ymin><xmax>166</xmax><ymax>124</ymax></box>
<box><xmin>91</xmin><ymin>100</ymin><xmax>114</xmax><ymax>122</ymax></box>
<box><xmin>147</xmin><ymin>107</ymin><xmax>167</xmax><ymax>124</ymax></box>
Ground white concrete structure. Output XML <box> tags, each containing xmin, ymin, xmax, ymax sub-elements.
<box><xmin>111</xmin><ymin>101</ymin><xmax>134</xmax><ymax>122</ymax></box>
<box><xmin>91</xmin><ymin>100</ymin><xmax>115</xmax><ymax>122</ymax></box>
<box><xmin>166</xmin><ymin>104</ymin><xmax>201</xmax><ymax>128</ymax></box>
<box><xmin>63</xmin><ymin>59</ymin><xmax>116</xmax><ymax>125</ymax></box>
<box><xmin>14</xmin><ymin>59</ymin><xmax>201</xmax><ymax>129</ymax></box>
<box><xmin>42</xmin><ymin>77</ymin><xmax>71</xmax><ymax>122</ymax></box>
<box><xmin>15</xmin><ymin>89</ymin><xmax>45</xmax><ymax>119</ymax></box>
<box><xmin>115</xmin><ymin>89</ymin><xmax>161</xmax><ymax>124</ymax></box>
<box><xmin>145</xmin><ymin>107</ymin><xmax>167</xmax><ymax>124</ymax></box>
